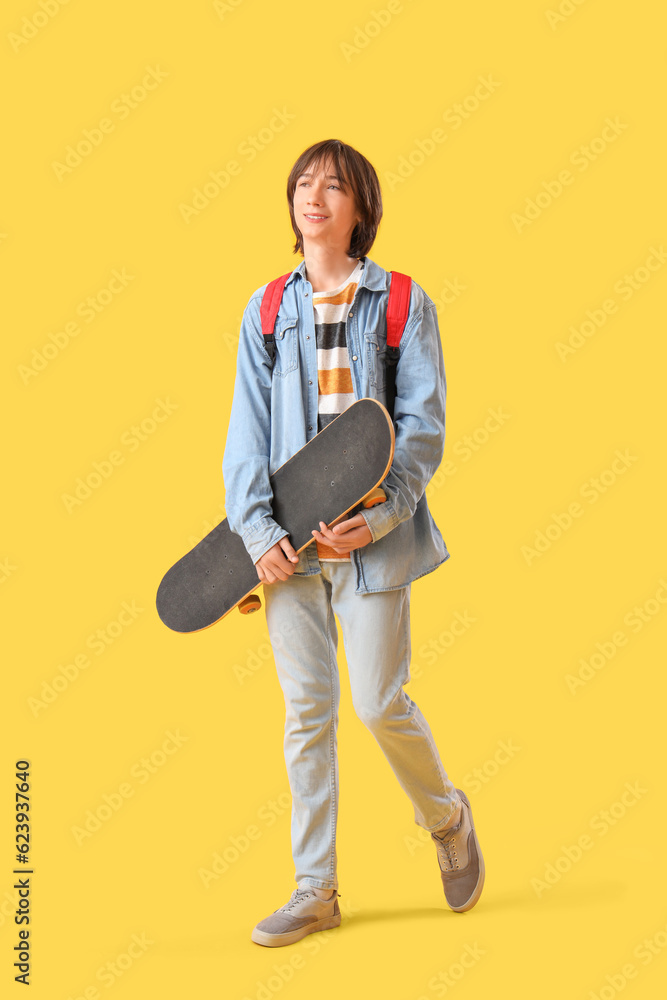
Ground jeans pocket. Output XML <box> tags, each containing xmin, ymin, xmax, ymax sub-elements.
<box><xmin>273</xmin><ymin>317</ymin><xmax>298</xmax><ymax>376</ymax></box>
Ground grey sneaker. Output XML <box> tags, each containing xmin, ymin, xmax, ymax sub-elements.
<box><xmin>431</xmin><ymin>789</ymin><xmax>485</xmax><ymax>912</ymax></box>
<box><xmin>251</xmin><ymin>885</ymin><xmax>341</xmax><ymax>947</ymax></box>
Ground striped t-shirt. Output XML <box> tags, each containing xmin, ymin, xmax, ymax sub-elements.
<box><xmin>310</xmin><ymin>258</ymin><xmax>364</xmax><ymax>560</ymax></box>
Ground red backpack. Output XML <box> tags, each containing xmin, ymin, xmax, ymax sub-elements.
<box><xmin>259</xmin><ymin>270</ymin><xmax>412</xmax><ymax>420</ymax></box>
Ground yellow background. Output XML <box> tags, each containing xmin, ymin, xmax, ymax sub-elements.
<box><xmin>2</xmin><ymin>0</ymin><xmax>666</xmax><ymax>997</ymax></box>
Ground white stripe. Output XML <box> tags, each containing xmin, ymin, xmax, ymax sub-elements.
<box><xmin>318</xmin><ymin>392</ymin><xmax>355</xmax><ymax>414</ymax></box>
<box><xmin>317</xmin><ymin>347</ymin><xmax>349</xmax><ymax>370</ymax></box>
<box><xmin>312</xmin><ymin>301</ymin><xmax>353</xmax><ymax>324</ymax></box>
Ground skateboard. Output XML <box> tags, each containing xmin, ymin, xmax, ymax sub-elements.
<box><xmin>156</xmin><ymin>397</ymin><xmax>395</xmax><ymax>633</ymax></box>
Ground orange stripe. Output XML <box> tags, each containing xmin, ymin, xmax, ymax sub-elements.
<box><xmin>312</xmin><ymin>283</ymin><xmax>357</xmax><ymax>306</ymax></box>
<box><xmin>316</xmin><ymin>540</ymin><xmax>350</xmax><ymax>560</ymax></box>
<box><xmin>319</xmin><ymin>368</ymin><xmax>353</xmax><ymax>394</ymax></box>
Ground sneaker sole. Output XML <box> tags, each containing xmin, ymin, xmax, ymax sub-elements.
<box><xmin>251</xmin><ymin>912</ymin><xmax>341</xmax><ymax>948</ymax></box>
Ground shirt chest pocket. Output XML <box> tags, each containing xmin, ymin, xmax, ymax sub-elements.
<box><xmin>364</xmin><ymin>332</ymin><xmax>388</xmax><ymax>390</ymax></box>
<box><xmin>272</xmin><ymin>316</ymin><xmax>299</xmax><ymax>377</ymax></box>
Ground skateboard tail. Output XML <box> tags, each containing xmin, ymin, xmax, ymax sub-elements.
<box><xmin>156</xmin><ymin>399</ymin><xmax>395</xmax><ymax>634</ymax></box>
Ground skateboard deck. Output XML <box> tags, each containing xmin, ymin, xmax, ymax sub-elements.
<box><xmin>156</xmin><ymin>397</ymin><xmax>395</xmax><ymax>633</ymax></box>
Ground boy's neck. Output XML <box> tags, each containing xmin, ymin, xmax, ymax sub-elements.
<box><xmin>303</xmin><ymin>247</ymin><xmax>361</xmax><ymax>293</ymax></box>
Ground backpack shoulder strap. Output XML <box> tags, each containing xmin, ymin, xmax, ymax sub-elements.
<box><xmin>386</xmin><ymin>270</ymin><xmax>412</xmax><ymax>349</ymax></box>
<box><xmin>259</xmin><ymin>272</ymin><xmax>291</xmax><ymax>363</ymax></box>
<box><xmin>385</xmin><ymin>271</ymin><xmax>412</xmax><ymax>419</ymax></box>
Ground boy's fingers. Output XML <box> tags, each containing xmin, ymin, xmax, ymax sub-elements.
<box><xmin>268</xmin><ymin>556</ymin><xmax>292</xmax><ymax>581</ymax></box>
<box><xmin>311</xmin><ymin>519</ymin><xmax>371</xmax><ymax>553</ymax></box>
<box><xmin>261</xmin><ymin>563</ymin><xmax>286</xmax><ymax>583</ymax></box>
<box><xmin>255</xmin><ymin>561</ymin><xmax>272</xmax><ymax>583</ymax></box>
<box><xmin>279</xmin><ymin>536</ymin><xmax>299</xmax><ymax>563</ymax></box>
<box><xmin>332</xmin><ymin>513</ymin><xmax>365</xmax><ymax>534</ymax></box>
<box><xmin>255</xmin><ymin>540</ymin><xmax>297</xmax><ymax>583</ymax></box>
<box><xmin>313</xmin><ymin>521</ymin><xmax>335</xmax><ymax>541</ymax></box>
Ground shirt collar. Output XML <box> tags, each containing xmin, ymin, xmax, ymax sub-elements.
<box><xmin>286</xmin><ymin>256</ymin><xmax>388</xmax><ymax>292</ymax></box>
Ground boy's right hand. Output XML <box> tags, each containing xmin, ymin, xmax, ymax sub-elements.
<box><xmin>254</xmin><ymin>537</ymin><xmax>299</xmax><ymax>584</ymax></box>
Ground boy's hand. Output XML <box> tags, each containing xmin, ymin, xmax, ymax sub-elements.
<box><xmin>255</xmin><ymin>537</ymin><xmax>299</xmax><ymax>584</ymax></box>
<box><xmin>312</xmin><ymin>514</ymin><xmax>372</xmax><ymax>554</ymax></box>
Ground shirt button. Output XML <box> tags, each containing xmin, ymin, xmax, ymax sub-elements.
<box><xmin>304</xmin><ymin>292</ymin><xmax>309</xmax><ymax>297</ymax></box>
<box><xmin>306</xmin><ymin>335</ymin><xmax>310</xmax><ymax>340</ymax></box>
<box><xmin>308</xmin><ymin>380</ymin><xmax>313</xmax><ymax>385</ymax></box>
<box><xmin>349</xmin><ymin>310</ymin><xmax>353</xmax><ymax>317</ymax></box>
<box><xmin>352</xmin><ymin>355</ymin><xmax>358</xmax><ymax>362</ymax></box>
<box><xmin>308</xmin><ymin>425</ymin><xmax>313</xmax><ymax>431</ymax></box>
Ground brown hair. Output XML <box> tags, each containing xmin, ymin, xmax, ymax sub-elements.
<box><xmin>286</xmin><ymin>139</ymin><xmax>383</xmax><ymax>258</ymax></box>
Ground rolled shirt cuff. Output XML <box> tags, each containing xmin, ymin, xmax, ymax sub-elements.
<box><xmin>241</xmin><ymin>514</ymin><xmax>289</xmax><ymax>565</ymax></box>
<box><xmin>360</xmin><ymin>497</ymin><xmax>399</xmax><ymax>543</ymax></box>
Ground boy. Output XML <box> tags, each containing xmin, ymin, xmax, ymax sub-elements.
<box><xmin>223</xmin><ymin>139</ymin><xmax>484</xmax><ymax>947</ymax></box>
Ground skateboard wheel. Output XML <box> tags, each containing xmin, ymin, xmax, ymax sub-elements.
<box><xmin>239</xmin><ymin>595</ymin><xmax>262</xmax><ymax>615</ymax></box>
<box><xmin>362</xmin><ymin>488</ymin><xmax>386</xmax><ymax>508</ymax></box>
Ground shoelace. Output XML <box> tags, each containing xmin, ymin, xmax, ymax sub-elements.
<box><xmin>278</xmin><ymin>887</ymin><xmax>337</xmax><ymax>913</ymax></box>
<box><xmin>279</xmin><ymin>889</ymin><xmax>314</xmax><ymax>912</ymax></box>
<box><xmin>434</xmin><ymin>829</ymin><xmax>460</xmax><ymax>871</ymax></box>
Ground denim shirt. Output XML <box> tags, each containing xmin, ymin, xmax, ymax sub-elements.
<box><xmin>222</xmin><ymin>255</ymin><xmax>450</xmax><ymax>593</ymax></box>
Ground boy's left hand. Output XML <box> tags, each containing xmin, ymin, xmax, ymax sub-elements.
<box><xmin>312</xmin><ymin>514</ymin><xmax>372</xmax><ymax>554</ymax></box>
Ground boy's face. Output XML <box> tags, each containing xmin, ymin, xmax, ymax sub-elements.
<box><xmin>293</xmin><ymin>158</ymin><xmax>360</xmax><ymax>255</ymax></box>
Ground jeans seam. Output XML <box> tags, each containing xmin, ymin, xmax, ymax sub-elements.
<box><xmin>411</xmin><ymin>705</ymin><xmax>454</xmax><ymax>828</ymax></box>
<box><xmin>326</xmin><ymin>592</ymin><xmax>337</xmax><ymax>884</ymax></box>
<box><xmin>402</xmin><ymin>587</ymin><xmax>411</xmax><ymax>686</ymax></box>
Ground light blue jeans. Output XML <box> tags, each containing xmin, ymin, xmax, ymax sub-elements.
<box><xmin>264</xmin><ymin>560</ymin><xmax>460</xmax><ymax>891</ymax></box>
